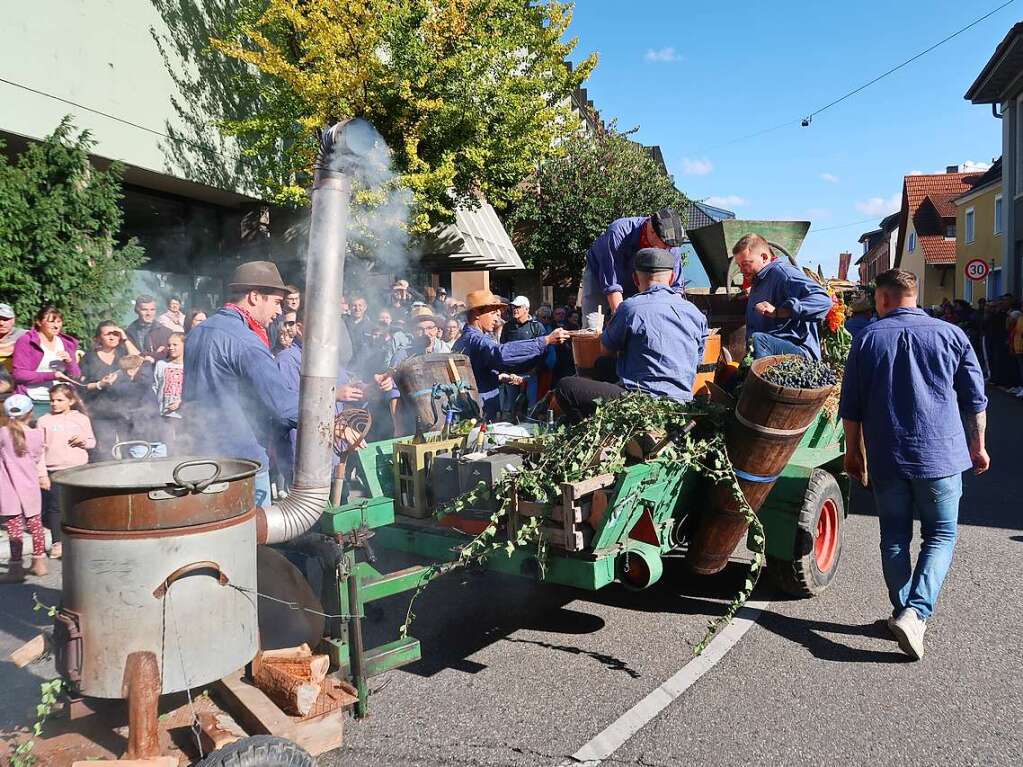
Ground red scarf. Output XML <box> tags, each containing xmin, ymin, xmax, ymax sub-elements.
<box><xmin>224</xmin><ymin>303</ymin><xmax>270</xmax><ymax>348</ymax></box>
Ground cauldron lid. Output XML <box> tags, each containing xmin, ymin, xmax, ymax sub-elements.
<box><xmin>53</xmin><ymin>456</ymin><xmax>260</xmax><ymax>491</ymax></box>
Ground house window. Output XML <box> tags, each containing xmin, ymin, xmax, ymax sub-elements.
<box><xmin>988</xmin><ymin>267</ymin><xmax>1003</xmax><ymax>299</ymax></box>
<box><xmin>964</xmin><ymin>278</ymin><xmax>973</xmax><ymax>304</ymax></box>
<box><xmin>946</xmin><ymin>222</ymin><xmax>956</xmax><ymax>238</ymax></box>
<box><xmin>995</xmin><ymin>194</ymin><xmax>1004</xmax><ymax>235</ymax></box>
<box><xmin>908</xmin><ymin>232</ymin><xmax>916</xmax><ymax>252</ymax></box>
<box><xmin>965</xmin><ymin>208</ymin><xmax>975</xmax><ymax>243</ymax></box>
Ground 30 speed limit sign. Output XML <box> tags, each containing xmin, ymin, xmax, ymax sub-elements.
<box><xmin>965</xmin><ymin>259</ymin><xmax>990</xmax><ymax>282</ymax></box>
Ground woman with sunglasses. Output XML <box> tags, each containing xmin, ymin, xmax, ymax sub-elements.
<box><xmin>11</xmin><ymin>306</ymin><xmax>82</xmax><ymax>418</ymax></box>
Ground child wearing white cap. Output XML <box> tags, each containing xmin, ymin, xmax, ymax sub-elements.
<box><xmin>0</xmin><ymin>394</ymin><xmax>49</xmax><ymax>581</ymax></box>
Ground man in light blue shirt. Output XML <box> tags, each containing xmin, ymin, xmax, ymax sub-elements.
<box><xmin>557</xmin><ymin>248</ymin><xmax>708</xmax><ymax>422</ymax></box>
<box><xmin>840</xmin><ymin>268</ymin><xmax>988</xmax><ymax>660</ymax></box>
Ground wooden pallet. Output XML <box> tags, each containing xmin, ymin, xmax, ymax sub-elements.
<box><xmin>509</xmin><ymin>473</ymin><xmax>616</xmax><ymax>552</ymax></box>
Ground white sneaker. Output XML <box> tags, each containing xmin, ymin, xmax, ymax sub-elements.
<box><xmin>890</xmin><ymin>607</ymin><xmax>926</xmax><ymax>660</ymax></box>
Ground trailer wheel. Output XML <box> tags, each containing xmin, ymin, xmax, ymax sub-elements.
<box><xmin>768</xmin><ymin>469</ymin><xmax>844</xmax><ymax>597</ymax></box>
<box><xmin>195</xmin><ymin>735</ymin><xmax>316</xmax><ymax>767</ymax></box>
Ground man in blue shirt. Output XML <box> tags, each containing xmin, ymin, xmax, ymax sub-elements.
<box><xmin>839</xmin><ymin>268</ymin><xmax>989</xmax><ymax>661</ymax></box>
<box><xmin>733</xmin><ymin>233</ymin><xmax>832</xmax><ymax>360</ymax></box>
<box><xmin>557</xmin><ymin>248</ymin><xmax>708</xmax><ymax>423</ymax></box>
<box><xmin>582</xmin><ymin>209</ymin><xmax>686</xmax><ymax>317</ymax></box>
<box><xmin>453</xmin><ymin>290</ymin><xmax>568</xmax><ymax>419</ymax></box>
<box><xmin>183</xmin><ymin>261</ymin><xmax>299</xmax><ymax>508</ymax></box>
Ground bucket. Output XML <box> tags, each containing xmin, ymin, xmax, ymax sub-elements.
<box><xmin>394</xmin><ymin>353</ymin><xmax>478</xmax><ymax>429</ymax></box>
<box><xmin>569</xmin><ymin>331</ymin><xmax>603</xmax><ymax>376</ymax></box>
<box><xmin>687</xmin><ymin>355</ymin><xmax>834</xmax><ymax>574</ymax></box>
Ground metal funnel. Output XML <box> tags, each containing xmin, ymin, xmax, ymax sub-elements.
<box><xmin>688</xmin><ymin>219</ymin><xmax>811</xmax><ymax>291</ymax></box>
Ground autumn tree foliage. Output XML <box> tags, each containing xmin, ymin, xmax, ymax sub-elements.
<box><xmin>211</xmin><ymin>0</ymin><xmax>596</xmax><ymax>231</ymax></box>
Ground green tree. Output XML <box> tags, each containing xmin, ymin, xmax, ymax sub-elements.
<box><xmin>508</xmin><ymin>124</ymin><xmax>689</xmax><ymax>286</ymax></box>
<box><xmin>0</xmin><ymin>117</ymin><xmax>146</xmax><ymax>340</ymax></box>
<box><xmin>210</xmin><ymin>0</ymin><xmax>596</xmax><ymax>231</ymax></box>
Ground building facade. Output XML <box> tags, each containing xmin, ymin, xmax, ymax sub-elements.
<box><xmin>966</xmin><ymin>22</ymin><xmax>1023</xmax><ymax>298</ymax></box>
<box><xmin>855</xmin><ymin>212</ymin><xmax>899</xmax><ymax>285</ymax></box>
<box><xmin>954</xmin><ymin>160</ymin><xmax>1004</xmax><ymax>302</ymax></box>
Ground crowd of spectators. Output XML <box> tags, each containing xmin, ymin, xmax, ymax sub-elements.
<box><xmin>0</xmin><ymin>279</ymin><xmax>582</xmax><ymax>573</ymax></box>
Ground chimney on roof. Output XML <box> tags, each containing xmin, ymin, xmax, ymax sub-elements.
<box><xmin>946</xmin><ymin>165</ymin><xmax>959</xmax><ymax>173</ymax></box>
<box><xmin>838</xmin><ymin>252</ymin><xmax>851</xmax><ymax>281</ymax></box>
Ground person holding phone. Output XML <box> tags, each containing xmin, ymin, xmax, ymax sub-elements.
<box><xmin>11</xmin><ymin>305</ymin><xmax>81</xmax><ymax>418</ymax></box>
<box><xmin>78</xmin><ymin>320</ymin><xmax>143</xmax><ymax>459</ymax></box>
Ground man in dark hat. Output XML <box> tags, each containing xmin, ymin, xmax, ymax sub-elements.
<box><xmin>582</xmin><ymin>208</ymin><xmax>686</xmax><ymax>317</ymax></box>
<box><xmin>182</xmin><ymin>261</ymin><xmax>299</xmax><ymax>507</ymax></box>
<box><xmin>557</xmin><ymin>248</ymin><xmax>708</xmax><ymax>423</ymax></box>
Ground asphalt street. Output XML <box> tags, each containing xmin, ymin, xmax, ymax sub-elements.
<box><xmin>0</xmin><ymin>392</ymin><xmax>1019</xmax><ymax>766</ymax></box>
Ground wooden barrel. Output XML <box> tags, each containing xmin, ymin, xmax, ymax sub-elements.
<box><xmin>692</xmin><ymin>332</ymin><xmax>722</xmax><ymax>395</ymax></box>
<box><xmin>394</xmin><ymin>353</ymin><xmax>479</xmax><ymax>430</ymax></box>
<box><xmin>569</xmin><ymin>331</ymin><xmax>603</xmax><ymax>376</ymax></box>
<box><xmin>687</xmin><ymin>355</ymin><xmax>835</xmax><ymax>575</ymax></box>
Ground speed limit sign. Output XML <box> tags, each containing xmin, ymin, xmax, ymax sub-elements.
<box><xmin>965</xmin><ymin>259</ymin><xmax>990</xmax><ymax>282</ymax></box>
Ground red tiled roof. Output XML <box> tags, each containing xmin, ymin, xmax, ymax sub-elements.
<box><xmin>903</xmin><ymin>172</ymin><xmax>983</xmax><ymax>265</ymax></box>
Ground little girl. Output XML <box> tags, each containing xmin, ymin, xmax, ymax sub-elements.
<box><xmin>0</xmin><ymin>394</ymin><xmax>49</xmax><ymax>581</ymax></box>
<box><xmin>38</xmin><ymin>383</ymin><xmax>95</xmax><ymax>559</ymax></box>
<box><xmin>153</xmin><ymin>332</ymin><xmax>184</xmax><ymax>451</ymax></box>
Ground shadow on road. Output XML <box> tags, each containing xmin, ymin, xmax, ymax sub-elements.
<box><xmin>754</xmin><ymin>610</ymin><xmax>907</xmax><ymax>664</ymax></box>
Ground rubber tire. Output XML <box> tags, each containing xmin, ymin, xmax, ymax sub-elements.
<box><xmin>767</xmin><ymin>468</ymin><xmax>844</xmax><ymax>598</ymax></box>
<box><xmin>194</xmin><ymin>736</ymin><xmax>316</xmax><ymax>767</ymax></box>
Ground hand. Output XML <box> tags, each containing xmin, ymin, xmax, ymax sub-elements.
<box><xmin>40</xmin><ymin>475</ymin><xmax>51</xmax><ymax>491</ymax></box>
<box><xmin>68</xmin><ymin>435</ymin><xmax>86</xmax><ymax>448</ymax></box>
<box><xmin>545</xmin><ymin>328</ymin><xmax>570</xmax><ymax>345</ymax></box>
<box><xmin>754</xmin><ymin>301</ymin><xmax>777</xmax><ymax>318</ymax></box>
<box><xmin>165</xmin><ymin>401</ymin><xmax>181</xmax><ymax>412</ymax></box>
<box><xmin>54</xmin><ymin>372</ymin><xmax>74</xmax><ymax>383</ymax></box>
<box><xmin>607</xmin><ymin>292</ymin><xmax>623</xmax><ymax>313</ymax></box>
<box><xmin>844</xmin><ymin>451</ymin><xmax>867</xmax><ymax>487</ymax></box>
<box><xmin>337</xmin><ymin>384</ymin><xmax>366</xmax><ymax>402</ymax></box>
<box><xmin>101</xmin><ymin>372</ymin><xmax>119</xmax><ymax>387</ymax></box>
<box><xmin>55</xmin><ymin>349</ymin><xmax>71</xmax><ymax>363</ymax></box>
<box><xmin>971</xmin><ymin>447</ymin><xmax>990</xmax><ymax>475</ymax></box>
<box><xmin>374</xmin><ymin>373</ymin><xmax>394</xmax><ymax>392</ymax></box>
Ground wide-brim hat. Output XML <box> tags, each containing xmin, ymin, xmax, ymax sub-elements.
<box><xmin>227</xmin><ymin>261</ymin><xmax>290</xmax><ymax>294</ymax></box>
<box><xmin>463</xmin><ymin>289</ymin><xmax>505</xmax><ymax>314</ymax></box>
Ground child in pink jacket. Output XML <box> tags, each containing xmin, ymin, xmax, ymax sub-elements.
<box><xmin>0</xmin><ymin>394</ymin><xmax>49</xmax><ymax>581</ymax></box>
<box><xmin>38</xmin><ymin>383</ymin><xmax>95</xmax><ymax>559</ymax></box>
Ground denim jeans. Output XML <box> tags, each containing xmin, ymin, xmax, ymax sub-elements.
<box><xmin>254</xmin><ymin>469</ymin><xmax>272</xmax><ymax>509</ymax></box>
<box><xmin>749</xmin><ymin>331</ymin><xmax>810</xmax><ymax>359</ymax></box>
<box><xmin>872</xmin><ymin>474</ymin><xmax>962</xmax><ymax>619</ymax></box>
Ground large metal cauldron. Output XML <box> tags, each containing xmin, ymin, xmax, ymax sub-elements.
<box><xmin>53</xmin><ymin>457</ymin><xmax>261</xmax><ymax>698</ymax></box>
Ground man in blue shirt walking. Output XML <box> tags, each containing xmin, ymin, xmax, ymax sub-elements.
<box><xmin>733</xmin><ymin>233</ymin><xmax>832</xmax><ymax>360</ymax></box>
<box><xmin>582</xmin><ymin>209</ymin><xmax>686</xmax><ymax>316</ymax></box>
<box><xmin>557</xmin><ymin>248</ymin><xmax>708</xmax><ymax>423</ymax></box>
<box><xmin>839</xmin><ymin>269</ymin><xmax>989</xmax><ymax>660</ymax></box>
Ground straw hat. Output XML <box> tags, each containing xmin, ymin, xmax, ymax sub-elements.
<box><xmin>463</xmin><ymin>289</ymin><xmax>505</xmax><ymax>314</ymax></box>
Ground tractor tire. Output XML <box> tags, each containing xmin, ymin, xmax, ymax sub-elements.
<box><xmin>195</xmin><ymin>736</ymin><xmax>316</xmax><ymax>767</ymax></box>
<box><xmin>768</xmin><ymin>469</ymin><xmax>844</xmax><ymax>598</ymax></box>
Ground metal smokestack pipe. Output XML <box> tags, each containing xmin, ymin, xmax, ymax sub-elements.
<box><xmin>259</xmin><ymin>118</ymin><xmax>377</xmax><ymax>544</ymax></box>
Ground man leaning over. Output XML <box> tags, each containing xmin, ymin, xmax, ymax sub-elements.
<box><xmin>839</xmin><ymin>268</ymin><xmax>988</xmax><ymax>661</ymax></box>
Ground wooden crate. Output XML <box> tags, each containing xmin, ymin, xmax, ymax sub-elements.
<box><xmin>392</xmin><ymin>436</ymin><xmax>464</xmax><ymax>518</ymax></box>
<box><xmin>509</xmin><ymin>473</ymin><xmax>616</xmax><ymax>552</ymax></box>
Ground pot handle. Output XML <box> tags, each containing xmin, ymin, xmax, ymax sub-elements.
<box><xmin>112</xmin><ymin>440</ymin><xmax>153</xmax><ymax>460</ymax></box>
<box><xmin>172</xmin><ymin>459</ymin><xmax>224</xmax><ymax>493</ymax></box>
<box><xmin>153</xmin><ymin>560</ymin><xmax>229</xmax><ymax>598</ymax></box>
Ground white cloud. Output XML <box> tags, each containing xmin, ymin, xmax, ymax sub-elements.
<box><xmin>960</xmin><ymin>159</ymin><xmax>992</xmax><ymax>172</ymax></box>
<box><xmin>908</xmin><ymin>170</ymin><xmax>924</xmax><ymax>175</ymax></box>
<box><xmin>855</xmin><ymin>193</ymin><xmax>901</xmax><ymax>217</ymax></box>
<box><xmin>682</xmin><ymin>157</ymin><xmax>713</xmax><ymax>175</ymax></box>
<box><xmin>819</xmin><ymin>173</ymin><xmax>839</xmax><ymax>184</ymax></box>
<box><xmin>644</xmin><ymin>47</ymin><xmax>681</xmax><ymax>63</ymax></box>
<box><xmin>705</xmin><ymin>195</ymin><xmax>748</xmax><ymax>208</ymax></box>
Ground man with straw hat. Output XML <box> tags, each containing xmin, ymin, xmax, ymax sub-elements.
<box><xmin>453</xmin><ymin>289</ymin><xmax>569</xmax><ymax>419</ymax></box>
<box><xmin>182</xmin><ymin>261</ymin><xmax>299</xmax><ymax>507</ymax></box>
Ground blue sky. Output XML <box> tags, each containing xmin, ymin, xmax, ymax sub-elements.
<box><xmin>565</xmin><ymin>0</ymin><xmax>1014</xmax><ymax>278</ymax></box>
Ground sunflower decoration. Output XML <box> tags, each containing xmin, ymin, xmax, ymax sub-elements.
<box><xmin>803</xmin><ymin>265</ymin><xmax>856</xmax><ymax>370</ymax></box>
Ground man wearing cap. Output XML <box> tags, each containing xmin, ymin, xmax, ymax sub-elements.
<box><xmin>499</xmin><ymin>296</ymin><xmax>547</xmax><ymax>416</ymax></box>
<box><xmin>0</xmin><ymin>303</ymin><xmax>27</xmax><ymax>373</ymax></box>
<box><xmin>732</xmin><ymin>233</ymin><xmax>832</xmax><ymax>360</ymax></box>
<box><xmin>556</xmin><ymin>248</ymin><xmax>708</xmax><ymax>422</ymax></box>
<box><xmin>582</xmin><ymin>209</ymin><xmax>686</xmax><ymax>317</ymax></box>
<box><xmin>386</xmin><ymin>308</ymin><xmax>452</xmax><ymax>434</ymax></box>
<box><xmin>453</xmin><ymin>290</ymin><xmax>569</xmax><ymax>419</ymax></box>
<box><xmin>183</xmin><ymin>261</ymin><xmax>299</xmax><ymax>507</ymax></box>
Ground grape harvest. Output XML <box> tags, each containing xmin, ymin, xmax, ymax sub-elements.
<box><xmin>761</xmin><ymin>357</ymin><xmax>838</xmax><ymax>389</ymax></box>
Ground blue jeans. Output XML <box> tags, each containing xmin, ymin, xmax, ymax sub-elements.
<box><xmin>872</xmin><ymin>474</ymin><xmax>962</xmax><ymax>619</ymax></box>
<box><xmin>750</xmin><ymin>331</ymin><xmax>809</xmax><ymax>359</ymax></box>
<box><xmin>254</xmin><ymin>469</ymin><xmax>272</xmax><ymax>508</ymax></box>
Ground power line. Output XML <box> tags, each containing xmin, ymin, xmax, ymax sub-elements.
<box><xmin>806</xmin><ymin>0</ymin><xmax>1017</xmax><ymax>120</ymax></box>
<box><xmin>805</xmin><ymin>216</ymin><xmax>887</xmax><ymax>235</ymax></box>
<box><xmin>686</xmin><ymin>0</ymin><xmax>1016</xmax><ymax>154</ymax></box>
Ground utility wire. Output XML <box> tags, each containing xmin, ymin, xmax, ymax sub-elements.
<box><xmin>687</xmin><ymin>0</ymin><xmax>1016</xmax><ymax>154</ymax></box>
<box><xmin>805</xmin><ymin>216</ymin><xmax>888</xmax><ymax>235</ymax></box>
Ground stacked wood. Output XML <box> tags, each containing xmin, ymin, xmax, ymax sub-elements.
<box><xmin>252</xmin><ymin>644</ymin><xmax>330</xmax><ymax>717</ymax></box>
